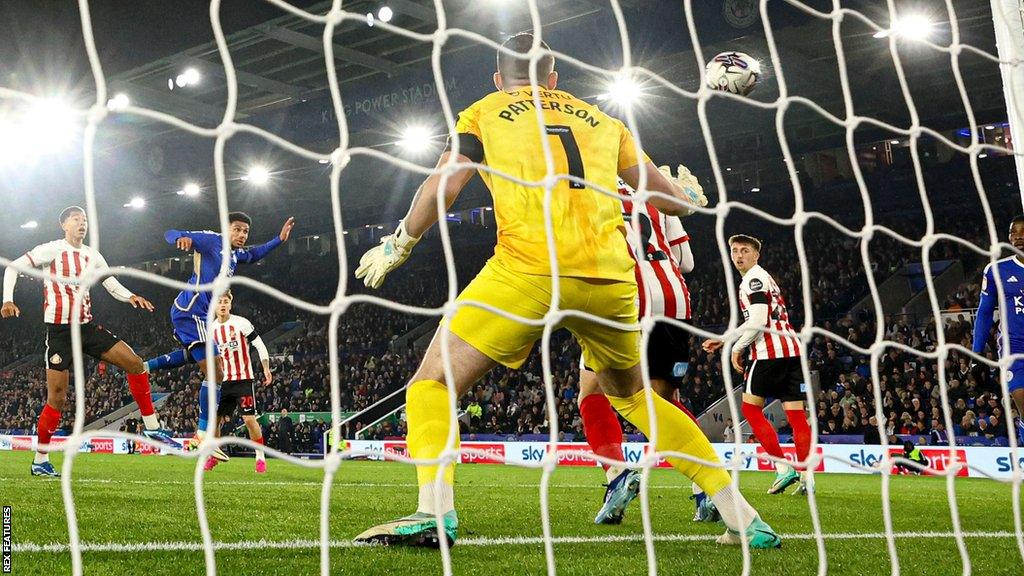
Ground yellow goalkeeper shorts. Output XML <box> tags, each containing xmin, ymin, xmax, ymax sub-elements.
<box><xmin>445</xmin><ymin>258</ymin><xmax>639</xmax><ymax>372</ymax></box>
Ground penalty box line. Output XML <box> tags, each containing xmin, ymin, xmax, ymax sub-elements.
<box><xmin>12</xmin><ymin>531</ymin><xmax>1019</xmax><ymax>554</ymax></box>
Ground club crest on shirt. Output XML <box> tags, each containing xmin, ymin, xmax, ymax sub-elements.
<box><xmin>49</xmin><ymin>353</ymin><xmax>62</xmax><ymax>365</ymax></box>
<box><xmin>748</xmin><ymin>278</ymin><xmax>763</xmax><ymax>291</ymax></box>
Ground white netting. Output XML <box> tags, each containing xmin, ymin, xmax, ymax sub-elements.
<box><xmin>1</xmin><ymin>1</ymin><xmax>1024</xmax><ymax>575</ymax></box>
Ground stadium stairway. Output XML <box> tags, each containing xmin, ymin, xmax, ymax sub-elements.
<box><xmin>389</xmin><ymin>317</ymin><xmax>439</xmax><ymax>354</ymax></box>
<box><xmin>848</xmin><ymin>259</ymin><xmax>964</xmax><ymax>317</ymax></box>
<box><xmin>87</xmin><ymin>393</ymin><xmax>170</xmax><ymax>431</ymax></box>
<box><xmin>261</xmin><ymin>320</ymin><xmax>306</xmax><ymax>349</ymax></box>
<box><xmin>343</xmin><ymin>385</ymin><xmax>408</xmax><ymax>438</ymax></box>
<box><xmin>1</xmin><ymin>354</ymin><xmax>38</xmax><ymax>373</ymax></box>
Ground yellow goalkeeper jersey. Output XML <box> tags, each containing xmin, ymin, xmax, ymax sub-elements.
<box><xmin>452</xmin><ymin>87</ymin><xmax>646</xmax><ymax>282</ymax></box>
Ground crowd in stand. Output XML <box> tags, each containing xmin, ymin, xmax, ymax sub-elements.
<box><xmin>1</xmin><ymin>156</ymin><xmax>1022</xmax><ymax>451</ymax></box>
<box><xmin>0</xmin><ymin>362</ymin><xmax>137</xmax><ymax>434</ymax></box>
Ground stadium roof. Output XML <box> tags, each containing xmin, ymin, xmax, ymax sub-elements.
<box><xmin>0</xmin><ymin>0</ymin><xmax>1011</xmax><ymax>263</ymax></box>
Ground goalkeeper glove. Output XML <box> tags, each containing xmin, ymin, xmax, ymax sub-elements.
<box><xmin>658</xmin><ymin>164</ymin><xmax>709</xmax><ymax>216</ymax></box>
<box><xmin>355</xmin><ymin>221</ymin><xmax>420</xmax><ymax>289</ymax></box>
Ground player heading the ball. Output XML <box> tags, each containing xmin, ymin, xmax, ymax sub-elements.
<box><xmin>2</xmin><ymin>206</ymin><xmax>180</xmax><ymax>477</ymax></box>
<box><xmin>353</xmin><ymin>33</ymin><xmax>780</xmax><ymax>550</ymax></box>
<box><xmin>144</xmin><ymin>211</ymin><xmax>294</xmax><ymax>461</ymax></box>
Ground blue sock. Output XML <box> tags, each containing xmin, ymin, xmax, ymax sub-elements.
<box><xmin>694</xmin><ymin>492</ymin><xmax>706</xmax><ymax>510</ymax></box>
<box><xmin>197</xmin><ymin>382</ymin><xmax>222</xmax><ymax>434</ymax></box>
<box><xmin>146</xmin><ymin>349</ymin><xmax>189</xmax><ymax>372</ymax></box>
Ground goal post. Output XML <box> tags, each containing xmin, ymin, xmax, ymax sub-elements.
<box><xmin>990</xmin><ymin>0</ymin><xmax>1024</xmax><ymax>204</ymax></box>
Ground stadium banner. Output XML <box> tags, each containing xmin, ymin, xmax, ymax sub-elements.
<box><xmin>0</xmin><ymin>436</ymin><xmax>1016</xmax><ymax>478</ymax></box>
<box><xmin>0</xmin><ymin>436</ymin><xmax>187</xmax><ymax>455</ymax></box>
<box><xmin>341</xmin><ymin>440</ymin><xmax>1017</xmax><ymax>479</ymax></box>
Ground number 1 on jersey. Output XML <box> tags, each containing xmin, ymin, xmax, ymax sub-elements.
<box><xmin>546</xmin><ymin>125</ymin><xmax>586</xmax><ymax>189</ymax></box>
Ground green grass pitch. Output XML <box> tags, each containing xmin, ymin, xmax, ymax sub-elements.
<box><xmin>0</xmin><ymin>453</ymin><xmax>1021</xmax><ymax>575</ymax></box>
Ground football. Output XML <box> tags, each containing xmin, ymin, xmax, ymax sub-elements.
<box><xmin>705</xmin><ymin>51</ymin><xmax>761</xmax><ymax>96</ymax></box>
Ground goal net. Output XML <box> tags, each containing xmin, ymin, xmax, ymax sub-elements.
<box><xmin>2</xmin><ymin>0</ymin><xmax>1024</xmax><ymax>575</ymax></box>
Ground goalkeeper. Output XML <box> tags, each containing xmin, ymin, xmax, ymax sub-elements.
<box><xmin>352</xmin><ymin>33</ymin><xmax>779</xmax><ymax>550</ymax></box>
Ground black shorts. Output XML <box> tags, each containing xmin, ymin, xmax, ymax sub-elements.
<box><xmin>580</xmin><ymin>320</ymin><xmax>692</xmax><ymax>385</ymax></box>
<box><xmin>45</xmin><ymin>323</ymin><xmax>121</xmax><ymax>371</ymax></box>
<box><xmin>219</xmin><ymin>379</ymin><xmax>257</xmax><ymax>417</ymax></box>
<box><xmin>646</xmin><ymin>320</ymin><xmax>692</xmax><ymax>385</ymax></box>
<box><xmin>744</xmin><ymin>356</ymin><xmax>806</xmax><ymax>402</ymax></box>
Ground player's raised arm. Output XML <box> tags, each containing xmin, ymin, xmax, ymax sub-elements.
<box><xmin>620</xmin><ymin>162</ymin><xmax>706</xmax><ymax>218</ymax></box>
<box><xmin>355</xmin><ymin>151</ymin><xmax>476</xmax><ymax>289</ymax></box>
<box><xmin>972</xmin><ymin>263</ymin><xmax>997</xmax><ymax>355</ymax></box>
<box><xmin>165</xmin><ymin>229</ymin><xmax>221</xmax><ymax>254</ymax></box>
<box><xmin>238</xmin><ymin>217</ymin><xmax>294</xmax><ymax>264</ymax></box>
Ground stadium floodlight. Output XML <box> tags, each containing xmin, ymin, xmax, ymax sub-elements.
<box><xmin>985</xmin><ymin>124</ymin><xmax>996</xmax><ymax>130</ymax></box>
<box><xmin>175</xmin><ymin>68</ymin><xmax>201</xmax><ymax>88</ymax></box>
<box><xmin>107</xmin><ymin>93</ymin><xmax>130</xmax><ymax>110</ymax></box>
<box><xmin>244</xmin><ymin>165</ymin><xmax>271</xmax><ymax>185</ymax></box>
<box><xmin>19</xmin><ymin>98</ymin><xmax>78</xmax><ymax>154</ymax></box>
<box><xmin>182</xmin><ymin>183</ymin><xmax>201</xmax><ymax>197</ymax></box>
<box><xmin>318</xmin><ymin>158</ymin><xmax>330</xmax><ymax>164</ymax></box>
<box><xmin>123</xmin><ymin>197</ymin><xmax>145</xmax><ymax>209</ymax></box>
<box><xmin>890</xmin><ymin>139</ymin><xmax>900</xmax><ymax>144</ymax></box>
<box><xmin>20</xmin><ymin>220</ymin><xmax>38</xmax><ymax>229</ymax></box>
<box><xmin>397</xmin><ymin>125</ymin><xmax>434</xmax><ymax>152</ymax></box>
<box><xmin>601</xmin><ymin>74</ymin><xmax>642</xmax><ymax>107</ymax></box>
<box><xmin>366</xmin><ymin>12</ymin><xmax>375</xmax><ymax>26</ymax></box>
<box><xmin>874</xmin><ymin>14</ymin><xmax>933</xmax><ymax>40</ymax></box>
<box><xmin>378</xmin><ymin>6</ymin><xmax>393</xmax><ymax>22</ymax></box>
<box><xmin>750</xmin><ymin>187</ymin><xmax>761</xmax><ymax>192</ymax></box>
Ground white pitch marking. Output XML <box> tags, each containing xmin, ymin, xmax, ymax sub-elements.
<box><xmin>12</xmin><ymin>531</ymin><xmax>1019</xmax><ymax>554</ymax></box>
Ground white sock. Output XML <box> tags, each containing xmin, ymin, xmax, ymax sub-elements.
<box><xmin>33</xmin><ymin>452</ymin><xmax>49</xmax><ymax>465</ymax></box>
<box><xmin>691</xmin><ymin>482</ymin><xmax>704</xmax><ymax>496</ymax></box>
<box><xmin>417</xmin><ymin>481</ymin><xmax>455</xmax><ymax>516</ymax></box>
<box><xmin>256</xmin><ymin>448</ymin><xmax>265</xmax><ymax>461</ymax></box>
<box><xmin>710</xmin><ymin>484</ymin><xmax>758</xmax><ymax>532</ymax></box>
<box><xmin>605</xmin><ymin>464</ymin><xmax>625</xmax><ymax>483</ymax></box>
<box><xmin>142</xmin><ymin>414</ymin><xmax>160</xmax><ymax>430</ymax></box>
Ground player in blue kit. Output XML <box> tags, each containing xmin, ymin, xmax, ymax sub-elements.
<box><xmin>145</xmin><ymin>212</ymin><xmax>294</xmax><ymax>457</ymax></box>
<box><xmin>972</xmin><ymin>215</ymin><xmax>1024</xmax><ymax>445</ymax></box>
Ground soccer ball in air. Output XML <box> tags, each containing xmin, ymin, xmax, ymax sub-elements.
<box><xmin>705</xmin><ymin>51</ymin><xmax>761</xmax><ymax>96</ymax></box>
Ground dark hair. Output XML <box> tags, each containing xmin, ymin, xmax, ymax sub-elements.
<box><xmin>1010</xmin><ymin>214</ymin><xmax>1024</xmax><ymax>228</ymax></box>
<box><xmin>228</xmin><ymin>212</ymin><xmax>252</xmax><ymax>226</ymax></box>
<box><xmin>728</xmin><ymin>234</ymin><xmax>762</xmax><ymax>252</ymax></box>
<box><xmin>59</xmin><ymin>206</ymin><xmax>85</xmax><ymax>224</ymax></box>
<box><xmin>497</xmin><ymin>33</ymin><xmax>554</xmax><ymax>84</ymax></box>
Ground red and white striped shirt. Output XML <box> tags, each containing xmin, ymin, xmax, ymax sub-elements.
<box><xmin>738</xmin><ymin>264</ymin><xmax>801</xmax><ymax>360</ymax></box>
<box><xmin>621</xmin><ymin>191</ymin><xmax>692</xmax><ymax>320</ymax></box>
<box><xmin>23</xmin><ymin>240</ymin><xmax>105</xmax><ymax>325</ymax></box>
<box><xmin>211</xmin><ymin>314</ymin><xmax>265</xmax><ymax>382</ymax></box>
